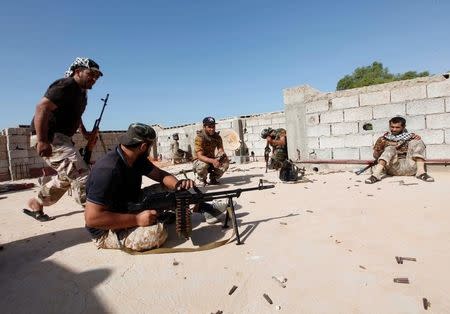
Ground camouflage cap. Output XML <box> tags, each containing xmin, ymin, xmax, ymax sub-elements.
<box><xmin>120</xmin><ymin>123</ymin><xmax>156</xmax><ymax>146</ymax></box>
<box><xmin>260</xmin><ymin>127</ymin><xmax>273</xmax><ymax>139</ymax></box>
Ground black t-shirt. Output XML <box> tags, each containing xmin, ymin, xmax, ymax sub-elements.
<box><xmin>85</xmin><ymin>146</ymin><xmax>154</xmax><ymax>238</ymax></box>
<box><xmin>31</xmin><ymin>77</ymin><xmax>87</xmax><ymax>139</ymax></box>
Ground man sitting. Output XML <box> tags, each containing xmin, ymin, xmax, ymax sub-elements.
<box><xmin>365</xmin><ymin>116</ymin><xmax>434</xmax><ymax>184</ymax></box>
<box><xmin>84</xmin><ymin>123</ymin><xmax>227</xmax><ymax>252</ymax></box>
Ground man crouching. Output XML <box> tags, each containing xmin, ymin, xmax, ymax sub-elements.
<box><xmin>84</xmin><ymin>123</ymin><xmax>227</xmax><ymax>251</ymax></box>
<box><xmin>365</xmin><ymin>116</ymin><xmax>434</xmax><ymax>184</ymax></box>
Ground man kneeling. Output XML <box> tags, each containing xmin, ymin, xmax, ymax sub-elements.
<box><xmin>84</xmin><ymin>123</ymin><xmax>227</xmax><ymax>251</ymax></box>
<box><xmin>365</xmin><ymin>116</ymin><xmax>434</xmax><ymax>184</ymax></box>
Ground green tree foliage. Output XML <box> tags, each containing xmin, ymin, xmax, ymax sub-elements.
<box><xmin>336</xmin><ymin>62</ymin><xmax>429</xmax><ymax>91</ymax></box>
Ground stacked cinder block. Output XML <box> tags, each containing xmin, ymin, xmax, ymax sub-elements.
<box><xmin>5</xmin><ymin>127</ymin><xmax>31</xmax><ymax>180</ymax></box>
<box><xmin>0</xmin><ymin>133</ymin><xmax>10</xmax><ymax>181</ymax></box>
<box><xmin>285</xmin><ymin>74</ymin><xmax>450</xmax><ymax>160</ymax></box>
<box><xmin>242</xmin><ymin>112</ymin><xmax>286</xmax><ymax>158</ymax></box>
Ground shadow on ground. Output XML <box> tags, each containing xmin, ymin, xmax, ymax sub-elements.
<box><xmin>0</xmin><ymin>228</ymin><xmax>111</xmax><ymax>314</ymax></box>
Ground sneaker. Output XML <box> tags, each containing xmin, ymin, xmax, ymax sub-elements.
<box><xmin>202</xmin><ymin>200</ymin><xmax>229</xmax><ymax>224</ymax></box>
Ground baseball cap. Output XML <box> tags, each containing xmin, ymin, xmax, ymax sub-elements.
<box><xmin>119</xmin><ymin>123</ymin><xmax>156</xmax><ymax>146</ymax></box>
<box><xmin>202</xmin><ymin>116</ymin><xmax>216</xmax><ymax>125</ymax></box>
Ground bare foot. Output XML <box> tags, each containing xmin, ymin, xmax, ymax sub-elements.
<box><xmin>27</xmin><ymin>198</ymin><xmax>43</xmax><ymax>212</ymax></box>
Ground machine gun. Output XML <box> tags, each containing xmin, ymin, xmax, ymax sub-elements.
<box><xmin>264</xmin><ymin>145</ymin><xmax>271</xmax><ymax>173</ymax></box>
<box><xmin>128</xmin><ymin>179</ymin><xmax>275</xmax><ymax>244</ymax></box>
<box><xmin>82</xmin><ymin>93</ymin><xmax>109</xmax><ymax>164</ymax></box>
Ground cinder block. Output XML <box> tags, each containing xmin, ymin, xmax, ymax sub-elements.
<box><xmin>446</xmin><ymin>129</ymin><xmax>450</xmax><ymax>144</ymax></box>
<box><xmin>308</xmin><ymin>137</ymin><xmax>319</xmax><ymax>149</ymax></box>
<box><xmin>306</xmin><ymin>114</ymin><xmax>320</xmax><ymax>126</ymax></box>
<box><xmin>8</xmin><ymin>135</ymin><xmax>28</xmax><ymax>145</ymax></box>
<box><xmin>271</xmin><ymin>117</ymin><xmax>286</xmax><ymax>124</ymax></box>
<box><xmin>314</xmin><ymin>148</ymin><xmax>332</xmax><ymax>160</ymax></box>
<box><xmin>246</xmin><ymin>133</ymin><xmax>261</xmax><ymax>142</ymax></box>
<box><xmin>307</xmin><ymin>124</ymin><xmax>330</xmax><ymax>137</ymax></box>
<box><xmin>252</xmin><ymin>126</ymin><xmax>266</xmax><ymax>135</ymax></box>
<box><xmin>391</xmin><ymin>85</ymin><xmax>427</xmax><ymax>102</ymax></box>
<box><xmin>253</xmin><ymin>141</ymin><xmax>268</xmax><ymax>149</ymax></box>
<box><xmin>373</xmin><ymin>103</ymin><xmax>406</xmax><ymax>119</ymax></box>
<box><xmin>426</xmin><ymin>113</ymin><xmax>450</xmax><ymax>129</ymax></box>
<box><xmin>332</xmin><ymin>148</ymin><xmax>359</xmax><ymax>159</ymax></box>
<box><xmin>426</xmin><ymin>144</ymin><xmax>450</xmax><ymax>159</ymax></box>
<box><xmin>257</xmin><ymin>118</ymin><xmax>273</xmax><ymax>126</ymax></box>
<box><xmin>360</xmin><ymin>90</ymin><xmax>390</xmax><ymax>106</ymax></box>
<box><xmin>320</xmin><ymin>110</ymin><xmax>343</xmax><ymax>123</ymax></box>
<box><xmin>446</xmin><ymin>97</ymin><xmax>450</xmax><ymax>112</ymax></box>
<box><xmin>406</xmin><ymin>98</ymin><xmax>445</xmax><ymax>115</ymax></box>
<box><xmin>344</xmin><ymin>134</ymin><xmax>373</xmax><ymax>147</ymax></box>
<box><xmin>331</xmin><ymin>122</ymin><xmax>358</xmax><ymax>135</ymax></box>
<box><xmin>360</xmin><ymin>146</ymin><xmax>374</xmax><ymax>160</ymax></box>
<box><xmin>331</xmin><ymin>95</ymin><xmax>359</xmax><ymax>110</ymax></box>
<box><xmin>405</xmin><ymin>115</ymin><xmax>426</xmax><ymax>131</ymax></box>
<box><xmin>427</xmin><ymin>80</ymin><xmax>450</xmax><ymax>98</ymax></box>
<box><xmin>245</xmin><ymin>119</ymin><xmax>259</xmax><ymax>127</ymax></box>
<box><xmin>216</xmin><ymin>122</ymin><xmax>232</xmax><ymax>129</ymax></box>
<box><xmin>414</xmin><ymin>129</ymin><xmax>444</xmax><ymax>144</ymax></box>
<box><xmin>360</xmin><ymin>118</ymin><xmax>390</xmax><ymax>133</ymax></box>
<box><xmin>319</xmin><ymin>136</ymin><xmax>345</xmax><ymax>149</ymax></box>
<box><xmin>306</xmin><ymin>99</ymin><xmax>329</xmax><ymax>113</ymax></box>
<box><xmin>8</xmin><ymin>150</ymin><xmax>28</xmax><ymax>159</ymax></box>
<box><xmin>344</xmin><ymin>107</ymin><xmax>372</xmax><ymax>122</ymax></box>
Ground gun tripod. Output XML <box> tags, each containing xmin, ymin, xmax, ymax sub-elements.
<box><xmin>222</xmin><ymin>196</ymin><xmax>242</xmax><ymax>245</ymax></box>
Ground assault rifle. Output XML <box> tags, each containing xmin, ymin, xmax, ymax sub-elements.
<box><xmin>264</xmin><ymin>145</ymin><xmax>271</xmax><ymax>173</ymax></box>
<box><xmin>128</xmin><ymin>179</ymin><xmax>275</xmax><ymax>244</ymax></box>
<box><xmin>82</xmin><ymin>93</ymin><xmax>109</xmax><ymax>164</ymax></box>
<box><xmin>355</xmin><ymin>140</ymin><xmax>408</xmax><ymax>175</ymax></box>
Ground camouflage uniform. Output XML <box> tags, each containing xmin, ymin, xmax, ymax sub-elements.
<box><xmin>268</xmin><ymin>128</ymin><xmax>288</xmax><ymax>170</ymax></box>
<box><xmin>170</xmin><ymin>140</ymin><xmax>190</xmax><ymax>164</ymax></box>
<box><xmin>92</xmin><ymin>184</ymin><xmax>169</xmax><ymax>251</ymax></box>
<box><xmin>30</xmin><ymin>133</ymin><xmax>89</xmax><ymax>206</ymax></box>
<box><xmin>93</xmin><ymin>223</ymin><xmax>168</xmax><ymax>251</ymax></box>
<box><xmin>193</xmin><ymin>130</ymin><xmax>229</xmax><ymax>181</ymax></box>
<box><xmin>374</xmin><ymin>137</ymin><xmax>426</xmax><ymax>176</ymax></box>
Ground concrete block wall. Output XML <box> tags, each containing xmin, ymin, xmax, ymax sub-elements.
<box><xmin>0</xmin><ymin>111</ymin><xmax>285</xmax><ymax>181</ymax></box>
<box><xmin>242</xmin><ymin>112</ymin><xmax>286</xmax><ymax>158</ymax></box>
<box><xmin>284</xmin><ymin>74</ymin><xmax>450</xmax><ymax>160</ymax></box>
<box><xmin>0</xmin><ymin>134</ymin><xmax>10</xmax><ymax>181</ymax></box>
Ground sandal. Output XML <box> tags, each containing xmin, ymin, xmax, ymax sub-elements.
<box><xmin>365</xmin><ymin>175</ymin><xmax>380</xmax><ymax>184</ymax></box>
<box><xmin>416</xmin><ymin>173</ymin><xmax>434</xmax><ymax>182</ymax></box>
<box><xmin>23</xmin><ymin>208</ymin><xmax>54</xmax><ymax>222</ymax></box>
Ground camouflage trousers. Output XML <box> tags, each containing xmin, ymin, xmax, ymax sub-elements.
<box><xmin>193</xmin><ymin>158</ymin><xmax>229</xmax><ymax>181</ymax></box>
<box><xmin>93</xmin><ymin>184</ymin><xmax>169</xmax><ymax>251</ymax></box>
<box><xmin>269</xmin><ymin>147</ymin><xmax>288</xmax><ymax>170</ymax></box>
<box><xmin>31</xmin><ymin>133</ymin><xmax>89</xmax><ymax>206</ymax></box>
<box><xmin>93</xmin><ymin>223</ymin><xmax>168</xmax><ymax>251</ymax></box>
<box><xmin>379</xmin><ymin>140</ymin><xmax>426</xmax><ymax>176</ymax></box>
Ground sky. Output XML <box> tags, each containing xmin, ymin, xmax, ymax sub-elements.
<box><xmin>0</xmin><ymin>0</ymin><xmax>448</xmax><ymax>131</ymax></box>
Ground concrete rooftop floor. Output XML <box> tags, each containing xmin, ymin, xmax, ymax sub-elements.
<box><xmin>1</xmin><ymin>161</ymin><xmax>449</xmax><ymax>314</ymax></box>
